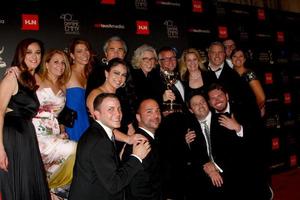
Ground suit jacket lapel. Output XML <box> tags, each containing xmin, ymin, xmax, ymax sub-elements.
<box><xmin>136</xmin><ymin>128</ymin><xmax>154</xmax><ymax>143</ymax></box>
<box><xmin>91</xmin><ymin>121</ymin><xmax>120</xmax><ymax>165</ymax></box>
<box><xmin>171</xmin><ymin>83</ymin><xmax>185</xmax><ymax>104</ymax></box>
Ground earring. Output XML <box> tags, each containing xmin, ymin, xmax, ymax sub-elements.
<box><xmin>121</xmin><ymin>82</ymin><xmax>126</xmax><ymax>88</ymax></box>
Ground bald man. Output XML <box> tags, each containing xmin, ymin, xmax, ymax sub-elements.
<box><xmin>122</xmin><ymin>99</ymin><xmax>162</xmax><ymax>200</ymax></box>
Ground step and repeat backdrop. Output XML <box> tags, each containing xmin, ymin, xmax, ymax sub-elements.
<box><xmin>0</xmin><ymin>0</ymin><xmax>299</xmax><ymax>172</ymax></box>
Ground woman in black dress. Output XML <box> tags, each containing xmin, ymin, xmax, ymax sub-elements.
<box><xmin>231</xmin><ymin>47</ymin><xmax>266</xmax><ymax>116</ymax></box>
<box><xmin>178</xmin><ymin>48</ymin><xmax>214</xmax><ymax>100</ymax></box>
<box><xmin>0</xmin><ymin>38</ymin><xmax>50</xmax><ymax>200</ymax></box>
<box><xmin>131</xmin><ymin>44</ymin><xmax>160</xmax><ymax>104</ymax></box>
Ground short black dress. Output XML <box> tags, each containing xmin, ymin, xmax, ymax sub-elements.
<box><xmin>0</xmin><ymin>82</ymin><xmax>50</xmax><ymax>200</ymax></box>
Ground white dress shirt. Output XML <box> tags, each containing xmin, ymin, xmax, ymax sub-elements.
<box><xmin>198</xmin><ymin>112</ymin><xmax>223</xmax><ymax>173</ymax></box>
<box><xmin>208</xmin><ymin>62</ymin><xmax>224</xmax><ymax>79</ymax></box>
<box><xmin>175</xmin><ymin>80</ymin><xmax>185</xmax><ymax>101</ymax></box>
<box><xmin>95</xmin><ymin>120</ymin><xmax>143</xmax><ymax>163</ymax></box>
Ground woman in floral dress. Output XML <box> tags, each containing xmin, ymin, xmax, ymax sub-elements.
<box><xmin>32</xmin><ymin>49</ymin><xmax>77</xmax><ymax>193</ymax></box>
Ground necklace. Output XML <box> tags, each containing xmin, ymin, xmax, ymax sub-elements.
<box><xmin>189</xmin><ymin>73</ymin><xmax>201</xmax><ymax>80</ymax></box>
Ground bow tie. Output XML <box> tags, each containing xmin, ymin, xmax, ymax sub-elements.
<box><xmin>217</xmin><ymin>112</ymin><xmax>230</xmax><ymax>117</ymax></box>
<box><xmin>209</xmin><ymin>67</ymin><xmax>222</xmax><ymax>72</ymax></box>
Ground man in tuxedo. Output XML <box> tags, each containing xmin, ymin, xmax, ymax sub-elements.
<box><xmin>223</xmin><ymin>38</ymin><xmax>236</xmax><ymax>68</ymax></box>
<box><xmin>155</xmin><ymin>46</ymin><xmax>187</xmax><ymax>113</ymax></box>
<box><xmin>122</xmin><ymin>98</ymin><xmax>162</xmax><ymax>200</ymax></box>
<box><xmin>153</xmin><ymin>46</ymin><xmax>190</xmax><ymax>200</ymax></box>
<box><xmin>68</xmin><ymin>93</ymin><xmax>151</xmax><ymax>200</ymax></box>
<box><xmin>207</xmin><ymin>83</ymin><xmax>271</xmax><ymax>200</ymax></box>
<box><xmin>185</xmin><ymin>92</ymin><xmax>224</xmax><ymax>199</ymax></box>
<box><xmin>86</xmin><ymin>36</ymin><xmax>127</xmax><ymax>97</ymax></box>
<box><xmin>206</xmin><ymin>41</ymin><xmax>257</xmax><ymax>109</ymax></box>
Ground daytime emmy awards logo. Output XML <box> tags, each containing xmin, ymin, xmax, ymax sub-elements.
<box><xmin>164</xmin><ymin>20</ymin><xmax>178</xmax><ymax>38</ymax></box>
<box><xmin>60</xmin><ymin>13</ymin><xmax>80</xmax><ymax>35</ymax></box>
<box><xmin>0</xmin><ymin>46</ymin><xmax>7</xmax><ymax>68</ymax></box>
<box><xmin>135</xmin><ymin>0</ymin><xmax>148</xmax><ymax>10</ymax></box>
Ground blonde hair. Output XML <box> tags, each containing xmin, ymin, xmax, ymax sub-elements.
<box><xmin>131</xmin><ymin>44</ymin><xmax>157</xmax><ymax>69</ymax></box>
<box><xmin>179</xmin><ymin>48</ymin><xmax>206</xmax><ymax>81</ymax></box>
<box><xmin>38</xmin><ymin>49</ymin><xmax>71</xmax><ymax>86</ymax></box>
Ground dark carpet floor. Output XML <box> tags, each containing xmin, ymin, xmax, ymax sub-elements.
<box><xmin>272</xmin><ymin>167</ymin><xmax>300</xmax><ymax>200</ymax></box>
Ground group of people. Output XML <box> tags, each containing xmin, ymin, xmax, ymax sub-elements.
<box><xmin>0</xmin><ymin>36</ymin><xmax>272</xmax><ymax>200</ymax></box>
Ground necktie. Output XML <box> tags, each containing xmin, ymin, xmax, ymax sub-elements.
<box><xmin>111</xmin><ymin>133</ymin><xmax>120</xmax><ymax>164</ymax></box>
<box><xmin>201</xmin><ymin>120</ymin><xmax>213</xmax><ymax>161</ymax></box>
<box><xmin>111</xmin><ymin>133</ymin><xmax>117</xmax><ymax>149</ymax></box>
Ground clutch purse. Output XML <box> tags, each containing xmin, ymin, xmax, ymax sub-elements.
<box><xmin>57</xmin><ymin>106</ymin><xmax>78</xmax><ymax>128</ymax></box>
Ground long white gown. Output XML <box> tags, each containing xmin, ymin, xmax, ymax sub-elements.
<box><xmin>32</xmin><ymin>87</ymin><xmax>77</xmax><ymax>187</ymax></box>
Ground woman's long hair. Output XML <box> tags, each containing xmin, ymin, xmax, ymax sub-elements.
<box><xmin>38</xmin><ymin>49</ymin><xmax>71</xmax><ymax>86</ymax></box>
<box><xmin>68</xmin><ymin>38</ymin><xmax>94</xmax><ymax>78</ymax></box>
<box><xmin>11</xmin><ymin>38</ymin><xmax>44</xmax><ymax>90</ymax></box>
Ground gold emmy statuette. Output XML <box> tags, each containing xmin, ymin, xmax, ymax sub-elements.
<box><xmin>162</xmin><ymin>70</ymin><xmax>181</xmax><ymax>113</ymax></box>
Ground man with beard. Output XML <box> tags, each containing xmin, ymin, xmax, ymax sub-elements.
<box><xmin>207</xmin><ymin>83</ymin><xmax>271</xmax><ymax>200</ymax></box>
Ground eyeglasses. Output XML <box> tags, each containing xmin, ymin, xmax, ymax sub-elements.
<box><xmin>159</xmin><ymin>56</ymin><xmax>177</xmax><ymax>63</ymax></box>
<box><xmin>142</xmin><ymin>57</ymin><xmax>157</xmax><ymax>62</ymax></box>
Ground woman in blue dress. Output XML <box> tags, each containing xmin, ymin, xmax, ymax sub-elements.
<box><xmin>65</xmin><ymin>38</ymin><xmax>93</xmax><ymax>141</ymax></box>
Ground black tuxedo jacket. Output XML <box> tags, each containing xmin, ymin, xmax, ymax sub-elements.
<box><xmin>187</xmin><ymin>114</ymin><xmax>224</xmax><ymax>199</ymax></box>
<box><xmin>188</xmin><ymin>114</ymin><xmax>210</xmax><ymax>167</ymax></box>
<box><xmin>210</xmin><ymin>111</ymin><xmax>245</xmax><ymax>173</ymax></box>
<box><xmin>150</xmin><ymin>69</ymin><xmax>188</xmax><ymax>113</ymax></box>
<box><xmin>153</xmin><ymin>69</ymin><xmax>190</xmax><ymax>199</ymax></box>
<box><xmin>68</xmin><ymin>121</ymin><xmax>143</xmax><ymax>200</ymax></box>
<box><xmin>209</xmin><ymin>102</ymin><xmax>262</xmax><ymax>199</ymax></box>
<box><xmin>122</xmin><ymin>128</ymin><xmax>162</xmax><ymax>200</ymax></box>
<box><xmin>206</xmin><ymin>63</ymin><xmax>260</xmax><ymax>116</ymax></box>
<box><xmin>209</xmin><ymin>63</ymin><xmax>244</xmax><ymax>102</ymax></box>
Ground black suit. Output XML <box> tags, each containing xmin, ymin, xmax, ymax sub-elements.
<box><xmin>68</xmin><ymin>121</ymin><xmax>143</xmax><ymax>200</ymax></box>
<box><xmin>132</xmin><ymin>67</ymin><xmax>161</xmax><ymax>106</ymax></box>
<box><xmin>186</xmin><ymin>113</ymin><xmax>224</xmax><ymax>200</ymax></box>
<box><xmin>210</xmin><ymin>102</ymin><xmax>269</xmax><ymax>199</ymax></box>
<box><xmin>209</xmin><ymin>110</ymin><xmax>246</xmax><ymax>199</ymax></box>
<box><xmin>150</xmin><ymin>69</ymin><xmax>188</xmax><ymax>113</ymax></box>
<box><xmin>156</xmin><ymin>115</ymin><xmax>189</xmax><ymax>200</ymax></box>
<box><xmin>152</xmin><ymin>69</ymin><xmax>190</xmax><ymax>199</ymax></box>
<box><xmin>122</xmin><ymin>128</ymin><xmax>162</xmax><ymax>200</ymax></box>
<box><xmin>207</xmin><ymin>63</ymin><xmax>241</xmax><ymax>101</ymax></box>
<box><xmin>206</xmin><ymin>63</ymin><xmax>261</xmax><ymax>118</ymax></box>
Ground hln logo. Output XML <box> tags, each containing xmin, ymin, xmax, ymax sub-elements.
<box><xmin>136</xmin><ymin>21</ymin><xmax>149</xmax><ymax>35</ymax></box>
<box><xmin>24</xmin><ymin>20</ymin><xmax>37</xmax><ymax>25</ymax></box>
<box><xmin>22</xmin><ymin>14</ymin><xmax>39</xmax><ymax>31</ymax></box>
<box><xmin>138</xmin><ymin>25</ymin><xmax>148</xmax><ymax>30</ymax></box>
